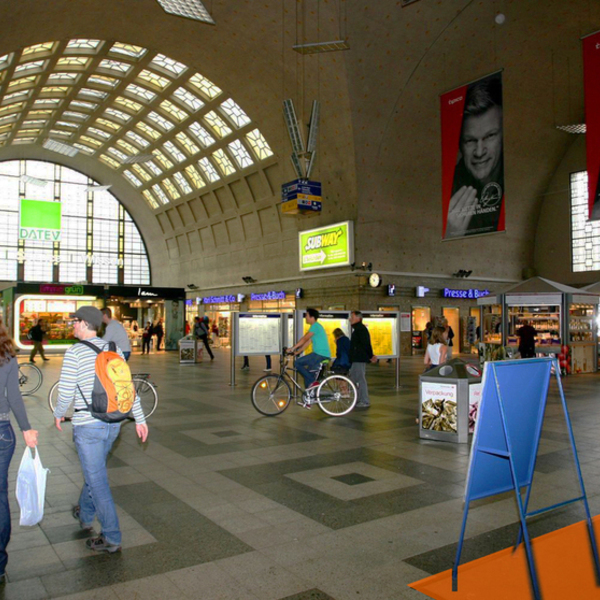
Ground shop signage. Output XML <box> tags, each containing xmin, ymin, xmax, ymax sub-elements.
<box><xmin>19</xmin><ymin>199</ymin><xmax>62</xmax><ymax>242</ymax></box>
<box><xmin>443</xmin><ymin>288</ymin><xmax>490</xmax><ymax>299</ymax></box>
<box><xmin>138</xmin><ymin>288</ymin><xmax>158</xmax><ymax>297</ymax></box>
<box><xmin>203</xmin><ymin>294</ymin><xmax>237</xmax><ymax>304</ymax></box>
<box><xmin>281</xmin><ymin>179</ymin><xmax>322</xmax><ymax>215</ymax></box>
<box><xmin>39</xmin><ymin>284</ymin><xmax>84</xmax><ymax>295</ymax></box>
<box><xmin>416</xmin><ymin>286</ymin><xmax>430</xmax><ymax>297</ymax></box>
<box><xmin>299</xmin><ymin>221</ymin><xmax>354</xmax><ymax>271</ymax></box>
<box><xmin>8</xmin><ymin>249</ymin><xmax>123</xmax><ymax>267</ymax></box>
<box><xmin>250</xmin><ymin>291</ymin><xmax>286</xmax><ymax>301</ymax></box>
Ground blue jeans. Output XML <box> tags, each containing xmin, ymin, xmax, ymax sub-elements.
<box><xmin>73</xmin><ymin>422</ymin><xmax>122</xmax><ymax>545</ymax></box>
<box><xmin>0</xmin><ymin>422</ymin><xmax>15</xmax><ymax>575</ymax></box>
<box><xmin>295</xmin><ymin>353</ymin><xmax>328</xmax><ymax>388</ymax></box>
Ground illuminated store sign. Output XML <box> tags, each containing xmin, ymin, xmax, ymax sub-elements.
<box><xmin>203</xmin><ymin>294</ymin><xmax>237</xmax><ymax>304</ymax></box>
<box><xmin>443</xmin><ymin>288</ymin><xmax>490</xmax><ymax>299</ymax></box>
<box><xmin>299</xmin><ymin>221</ymin><xmax>354</xmax><ymax>271</ymax></box>
<box><xmin>250</xmin><ymin>291</ymin><xmax>286</xmax><ymax>301</ymax></box>
<box><xmin>40</xmin><ymin>284</ymin><xmax>84</xmax><ymax>295</ymax></box>
<box><xmin>138</xmin><ymin>288</ymin><xmax>158</xmax><ymax>297</ymax></box>
<box><xmin>19</xmin><ymin>199</ymin><xmax>62</xmax><ymax>242</ymax></box>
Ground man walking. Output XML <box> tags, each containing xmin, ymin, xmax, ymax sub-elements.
<box><xmin>194</xmin><ymin>316</ymin><xmax>214</xmax><ymax>360</ymax></box>
<box><xmin>28</xmin><ymin>318</ymin><xmax>49</xmax><ymax>363</ymax></box>
<box><xmin>54</xmin><ymin>306</ymin><xmax>148</xmax><ymax>553</ymax></box>
<box><xmin>101</xmin><ymin>308</ymin><xmax>132</xmax><ymax>360</ymax></box>
<box><xmin>349</xmin><ymin>310</ymin><xmax>377</xmax><ymax>410</ymax></box>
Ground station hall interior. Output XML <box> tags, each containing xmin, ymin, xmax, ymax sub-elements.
<box><xmin>3</xmin><ymin>0</ymin><xmax>600</xmax><ymax>599</ymax></box>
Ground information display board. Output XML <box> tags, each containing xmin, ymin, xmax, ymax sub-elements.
<box><xmin>234</xmin><ymin>313</ymin><xmax>282</xmax><ymax>356</ymax></box>
<box><xmin>285</xmin><ymin>313</ymin><xmax>294</xmax><ymax>350</ymax></box>
<box><xmin>362</xmin><ymin>312</ymin><xmax>399</xmax><ymax>358</ymax></box>
<box><xmin>300</xmin><ymin>311</ymin><xmax>350</xmax><ymax>357</ymax></box>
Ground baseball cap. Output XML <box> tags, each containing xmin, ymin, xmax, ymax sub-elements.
<box><xmin>71</xmin><ymin>306</ymin><xmax>103</xmax><ymax>329</ymax></box>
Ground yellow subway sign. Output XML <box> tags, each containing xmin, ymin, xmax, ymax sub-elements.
<box><xmin>299</xmin><ymin>221</ymin><xmax>354</xmax><ymax>271</ymax></box>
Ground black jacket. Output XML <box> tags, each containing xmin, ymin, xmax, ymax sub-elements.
<box><xmin>29</xmin><ymin>324</ymin><xmax>44</xmax><ymax>342</ymax></box>
<box><xmin>349</xmin><ymin>321</ymin><xmax>374</xmax><ymax>363</ymax></box>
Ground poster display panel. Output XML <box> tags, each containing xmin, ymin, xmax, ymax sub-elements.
<box><xmin>301</xmin><ymin>311</ymin><xmax>350</xmax><ymax>357</ymax></box>
<box><xmin>362</xmin><ymin>312</ymin><xmax>399</xmax><ymax>358</ymax></box>
<box><xmin>583</xmin><ymin>31</ymin><xmax>600</xmax><ymax>220</ymax></box>
<box><xmin>235</xmin><ymin>313</ymin><xmax>282</xmax><ymax>356</ymax></box>
<box><xmin>441</xmin><ymin>71</ymin><xmax>504</xmax><ymax>239</ymax></box>
<box><xmin>468</xmin><ymin>382</ymin><xmax>482</xmax><ymax>433</ymax></box>
<box><xmin>420</xmin><ymin>381</ymin><xmax>458</xmax><ymax>434</ymax></box>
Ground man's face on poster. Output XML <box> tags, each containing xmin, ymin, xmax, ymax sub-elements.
<box><xmin>460</xmin><ymin>105</ymin><xmax>503</xmax><ymax>184</ymax></box>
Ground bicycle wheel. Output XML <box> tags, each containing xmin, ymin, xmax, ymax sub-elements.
<box><xmin>251</xmin><ymin>375</ymin><xmax>291</xmax><ymax>416</ymax></box>
<box><xmin>19</xmin><ymin>363</ymin><xmax>43</xmax><ymax>396</ymax></box>
<box><xmin>48</xmin><ymin>381</ymin><xmax>75</xmax><ymax>420</ymax></box>
<box><xmin>317</xmin><ymin>375</ymin><xmax>357</xmax><ymax>416</ymax></box>
<box><xmin>134</xmin><ymin>377</ymin><xmax>158</xmax><ymax>419</ymax></box>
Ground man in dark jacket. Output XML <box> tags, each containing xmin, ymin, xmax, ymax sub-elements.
<box><xmin>349</xmin><ymin>311</ymin><xmax>377</xmax><ymax>410</ymax></box>
<box><xmin>29</xmin><ymin>319</ymin><xmax>49</xmax><ymax>363</ymax></box>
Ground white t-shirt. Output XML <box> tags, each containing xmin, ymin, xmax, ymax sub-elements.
<box><xmin>103</xmin><ymin>319</ymin><xmax>131</xmax><ymax>353</ymax></box>
<box><xmin>426</xmin><ymin>343</ymin><xmax>444</xmax><ymax>365</ymax></box>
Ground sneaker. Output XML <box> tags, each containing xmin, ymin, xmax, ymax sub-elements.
<box><xmin>263</xmin><ymin>368</ymin><xmax>272</xmax><ymax>372</ymax></box>
<box><xmin>72</xmin><ymin>505</ymin><xmax>93</xmax><ymax>531</ymax></box>
<box><xmin>241</xmin><ymin>365</ymin><xmax>249</xmax><ymax>370</ymax></box>
<box><xmin>354</xmin><ymin>404</ymin><xmax>370</xmax><ymax>411</ymax></box>
<box><xmin>86</xmin><ymin>535</ymin><xmax>121</xmax><ymax>553</ymax></box>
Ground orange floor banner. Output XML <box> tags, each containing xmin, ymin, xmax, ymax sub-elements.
<box><xmin>409</xmin><ymin>516</ymin><xmax>600</xmax><ymax>599</ymax></box>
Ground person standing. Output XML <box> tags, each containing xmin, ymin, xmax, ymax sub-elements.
<box><xmin>0</xmin><ymin>322</ymin><xmax>38</xmax><ymax>584</ymax></box>
<box><xmin>194</xmin><ymin>316</ymin><xmax>214</xmax><ymax>360</ymax></box>
<box><xmin>517</xmin><ymin>323</ymin><xmax>537</xmax><ymax>358</ymax></box>
<box><xmin>289</xmin><ymin>308</ymin><xmax>330</xmax><ymax>388</ymax></box>
<box><xmin>101</xmin><ymin>308</ymin><xmax>131</xmax><ymax>361</ymax></box>
<box><xmin>28</xmin><ymin>318</ymin><xmax>49</xmax><ymax>363</ymax></box>
<box><xmin>349</xmin><ymin>311</ymin><xmax>377</xmax><ymax>410</ymax></box>
<box><xmin>424</xmin><ymin>326</ymin><xmax>448</xmax><ymax>371</ymax></box>
<box><xmin>442</xmin><ymin>319</ymin><xmax>455</xmax><ymax>360</ymax></box>
<box><xmin>154</xmin><ymin>319</ymin><xmax>164</xmax><ymax>351</ymax></box>
<box><xmin>53</xmin><ymin>306</ymin><xmax>148</xmax><ymax>554</ymax></box>
<box><xmin>141</xmin><ymin>321</ymin><xmax>153</xmax><ymax>355</ymax></box>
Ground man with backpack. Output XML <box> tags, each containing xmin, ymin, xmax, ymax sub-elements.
<box><xmin>53</xmin><ymin>306</ymin><xmax>148</xmax><ymax>554</ymax></box>
<box><xmin>194</xmin><ymin>316</ymin><xmax>214</xmax><ymax>360</ymax></box>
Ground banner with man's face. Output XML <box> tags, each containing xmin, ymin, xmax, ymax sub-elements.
<box><xmin>441</xmin><ymin>72</ymin><xmax>505</xmax><ymax>239</ymax></box>
<box><xmin>583</xmin><ymin>31</ymin><xmax>600</xmax><ymax>221</ymax></box>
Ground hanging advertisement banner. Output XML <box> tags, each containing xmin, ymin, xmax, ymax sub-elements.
<box><xmin>583</xmin><ymin>31</ymin><xmax>600</xmax><ymax>220</ymax></box>
<box><xmin>298</xmin><ymin>221</ymin><xmax>354</xmax><ymax>271</ymax></box>
<box><xmin>19</xmin><ymin>199</ymin><xmax>62</xmax><ymax>242</ymax></box>
<box><xmin>440</xmin><ymin>71</ymin><xmax>504</xmax><ymax>239</ymax></box>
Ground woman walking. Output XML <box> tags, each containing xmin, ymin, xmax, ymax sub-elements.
<box><xmin>0</xmin><ymin>321</ymin><xmax>38</xmax><ymax>584</ymax></box>
<box><xmin>424</xmin><ymin>326</ymin><xmax>448</xmax><ymax>371</ymax></box>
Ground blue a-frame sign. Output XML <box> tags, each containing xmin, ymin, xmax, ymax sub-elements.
<box><xmin>453</xmin><ymin>357</ymin><xmax>600</xmax><ymax>600</ymax></box>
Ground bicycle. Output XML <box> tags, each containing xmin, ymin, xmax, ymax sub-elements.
<box><xmin>47</xmin><ymin>373</ymin><xmax>159</xmax><ymax>420</ymax></box>
<box><xmin>251</xmin><ymin>349</ymin><xmax>357</xmax><ymax>417</ymax></box>
<box><xmin>18</xmin><ymin>362</ymin><xmax>43</xmax><ymax>396</ymax></box>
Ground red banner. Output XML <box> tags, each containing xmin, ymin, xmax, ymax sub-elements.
<box><xmin>583</xmin><ymin>32</ymin><xmax>600</xmax><ymax>220</ymax></box>
<box><xmin>441</xmin><ymin>72</ymin><xmax>505</xmax><ymax>239</ymax></box>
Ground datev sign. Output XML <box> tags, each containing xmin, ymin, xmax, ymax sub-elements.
<box><xmin>19</xmin><ymin>199</ymin><xmax>61</xmax><ymax>242</ymax></box>
<box><xmin>299</xmin><ymin>221</ymin><xmax>354</xmax><ymax>271</ymax></box>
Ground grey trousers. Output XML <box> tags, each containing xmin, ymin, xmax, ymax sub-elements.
<box><xmin>349</xmin><ymin>362</ymin><xmax>369</xmax><ymax>406</ymax></box>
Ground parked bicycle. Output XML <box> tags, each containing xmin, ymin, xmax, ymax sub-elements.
<box><xmin>251</xmin><ymin>349</ymin><xmax>357</xmax><ymax>417</ymax></box>
<box><xmin>18</xmin><ymin>361</ymin><xmax>43</xmax><ymax>396</ymax></box>
<box><xmin>47</xmin><ymin>373</ymin><xmax>159</xmax><ymax>420</ymax></box>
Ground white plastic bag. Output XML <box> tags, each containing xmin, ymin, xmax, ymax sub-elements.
<box><xmin>15</xmin><ymin>447</ymin><xmax>50</xmax><ymax>526</ymax></box>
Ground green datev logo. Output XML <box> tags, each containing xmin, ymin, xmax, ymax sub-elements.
<box><xmin>299</xmin><ymin>221</ymin><xmax>353</xmax><ymax>271</ymax></box>
<box><xmin>19</xmin><ymin>199</ymin><xmax>62</xmax><ymax>242</ymax></box>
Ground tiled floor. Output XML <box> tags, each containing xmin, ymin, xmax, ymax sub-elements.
<box><xmin>3</xmin><ymin>348</ymin><xmax>600</xmax><ymax>599</ymax></box>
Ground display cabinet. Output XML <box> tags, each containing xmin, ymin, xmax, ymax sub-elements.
<box><xmin>506</xmin><ymin>305</ymin><xmax>561</xmax><ymax>352</ymax></box>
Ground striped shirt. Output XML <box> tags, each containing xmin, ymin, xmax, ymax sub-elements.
<box><xmin>53</xmin><ymin>337</ymin><xmax>146</xmax><ymax>426</ymax></box>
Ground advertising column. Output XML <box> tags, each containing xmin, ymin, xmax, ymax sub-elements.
<box><xmin>441</xmin><ymin>72</ymin><xmax>505</xmax><ymax>239</ymax></box>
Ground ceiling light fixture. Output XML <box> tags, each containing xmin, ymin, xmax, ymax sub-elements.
<box><xmin>556</xmin><ymin>124</ymin><xmax>586</xmax><ymax>134</ymax></box>
<box><xmin>19</xmin><ymin>174</ymin><xmax>48</xmax><ymax>187</ymax></box>
<box><xmin>43</xmin><ymin>138</ymin><xmax>79</xmax><ymax>157</ymax></box>
<box><xmin>292</xmin><ymin>40</ymin><xmax>350</xmax><ymax>55</ymax></box>
<box><xmin>84</xmin><ymin>184</ymin><xmax>112</xmax><ymax>193</ymax></box>
<box><xmin>121</xmin><ymin>154</ymin><xmax>155</xmax><ymax>164</ymax></box>
<box><xmin>156</xmin><ymin>0</ymin><xmax>215</xmax><ymax>24</ymax></box>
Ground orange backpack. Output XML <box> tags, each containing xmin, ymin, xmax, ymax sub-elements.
<box><xmin>77</xmin><ymin>340</ymin><xmax>135</xmax><ymax>422</ymax></box>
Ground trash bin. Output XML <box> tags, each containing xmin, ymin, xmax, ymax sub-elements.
<box><xmin>419</xmin><ymin>358</ymin><xmax>482</xmax><ymax>443</ymax></box>
<box><xmin>179</xmin><ymin>337</ymin><xmax>197</xmax><ymax>364</ymax></box>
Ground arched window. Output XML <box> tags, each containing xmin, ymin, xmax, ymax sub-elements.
<box><xmin>0</xmin><ymin>159</ymin><xmax>150</xmax><ymax>284</ymax></box>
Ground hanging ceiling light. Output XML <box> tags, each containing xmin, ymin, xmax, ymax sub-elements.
<box><xmin>43</xmin><ymin>138</ymin><xmax>79</xmax><ymax>157</ymax></box>
<box><xmin>156</xmin><ymin>0</ymin><xmax>215</xmax><ymax>24</ymax></box>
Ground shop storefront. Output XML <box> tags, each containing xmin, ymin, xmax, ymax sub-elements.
<box><xmin>105</xmin><ymin>286</ymin><xmax>185</xmax><ymax>352</ymax></box>
<box><xmin>5</xmin><ymin>283</ymin><xmax>185</xmax><ymax>353</ymax></box>
<box><xmin>247</xmin><ymin>290</ymin><xmax>296</xmax><ymax>313</ymax></box>
<box><xmin>197</xmin><ymin>294</ymin><xmax>244</xmax><ymax>348</ymax></box>
<box><xmin>478</xmin><ymin>277</ymin><xmax>599</xmax><ymax>373</ymax></box>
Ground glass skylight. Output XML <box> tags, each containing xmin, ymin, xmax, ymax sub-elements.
<box><xmin>152</xmin><ymin>183</ymin><xmax>169</xmax><ymax>205</ymax></box>
<box><xmin>147</xmin><ymin>111</ymin><xmax>174</xmax><ymax>131</ymax></box>
<box><xmin>203</xmin><ymin>110</ymin><xmax>232</xmax><ymax>138</ymax></box>
<box><xmin>173</xmin><ymin>171</ymin><xmax>192</xmax><ymax>194</ymax></box>
<box><xmin>198</xmin><ymin>157</ymin><xmax>220</xmax><ymax>182</ymax></box>
<box><xmin>156</xmin><ymin>0</ymin><xmax>216</xmax><ymax>25</ymax></box>
<box><xmin>188</xmin><ymin>73</ymin><xmax>221</xmax><ymax>99</ymax></box>
<box><xmin>212</xmin><ymin>148</ymin><xmax>236</xmax><ymax>176</ymax></box>
<box><xmin>123</xmin><ymin>170</ymin><xmax>142</xmax><ymax>187</ymax></box>
<box><xmin>126</xmin><ymin>130</ymin><xmax>150</xmax><ymax>148</ymax></box>
<box><xmin>152</xmin><ymin>149</ymin><xmax>174</xmax><ymax>169</ymax></box>
<box><xmin>109</xmin><ymin>42</ymin><xmax>146</xmax><ymax>60</ymax></box>
<box><xmin>135</xmin><ymin>121</ymin><xmax>161</xmax><ymax>140</ymax></box>
<box><xmin>160</xmin><ymin>99</ymin><xmax>188</xmax><ymax>122</ymax></box>
<box><xmin>228</xmin><ymin>139</ymin><xmax>254</xmax><ymax>168</ymax></box>
<box><xmin>188</xmin><ymin>121</ymin><xmax>215</xmax><ymax>147</ymax></box>
<box><xmin>172</xmin><ymin>86</ymin><xmax>204</xmax><ymax>112</ymax></box>
<box><xmin>99</xmin><ymin>59</ymin><xmax>132</xmax><ymax>75</ymax></box>
<box><xmin>163</xmin><ymin>140</ymin><xmax>186</xmax><ymax>163</ymax></box>
<box><xmin>175</xmin><ymin>131</ymin><xmax>199</xmax><ymax>155</ymax></box>
<box><xmin>246</xmin><ymin>128</ymin><xmax>273</xmax><ymax>159</ymax></box>
<box><xmin>150</xmin><ymin>54</ymin><xmax>187</xmax><ymax>77</ymax></box>
<box><xmin>66</xmin><ymin>39</ymin><xmax>102</xmax><ymax>52</ymax></box>
<box><xmin>125</xmin><ymin>83</ymin><xmax>156</xmax><ymax>103</ymax></box>
<box><xmin>162</xmin><ymin>177</ymin><xmax>180</xmax><ymax>200</ymax></box>
<box><xmin>138</xmin><ymin>69</ymin><xmax>171</xmax><ymax>91</ymax></box>
<box><xmin>220</xmin><ymin>98</ymin><xmax>251</xmax><ymax>128</ymax></box>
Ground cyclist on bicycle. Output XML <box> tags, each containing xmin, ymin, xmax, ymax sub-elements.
<box><xmin>287</xmin><ymin>308</ymin><xmax>331</xmax><ymax>390</ymax></box>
